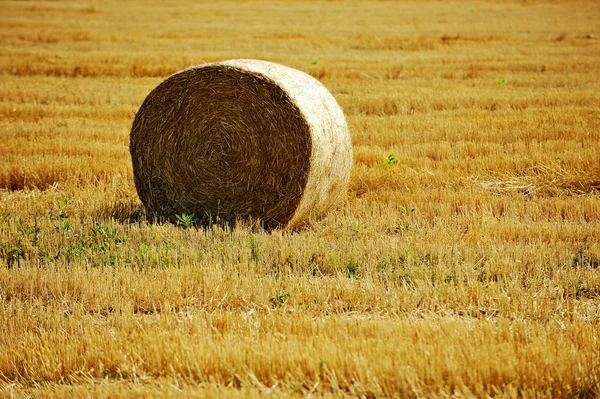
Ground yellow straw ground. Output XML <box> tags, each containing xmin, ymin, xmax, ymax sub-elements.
<box><xmin>1</xmin><ymin>0</ymin><xmax>599</xmax><ymax>397</ymax></box>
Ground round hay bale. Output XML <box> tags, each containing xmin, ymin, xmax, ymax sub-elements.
<box><xmin>130</xmin><ymin>59</ymin><xmax>352</xmax><ymax>230</ymax></box>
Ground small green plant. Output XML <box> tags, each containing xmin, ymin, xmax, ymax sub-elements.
<box><xmin>160</xmin><ymin>241</ymin><xmax>175</xmax><ymax>268</ymax></box>
<box><xmin>310</xmin><ymin>58</ymin><xmax>319</xmax><ymax>65</ymax></box>
<box><xmin>495</xmin><ymin>78</ymin><xmax>506</xmax><ymax>85</ymax></box>
<box><xmin>63</xmin><ymin>241</ymin><xmax>85</xmax><ymax>262</ymax></box>
<box><xmin>249</xmin><ymin>235</ymin><xmax>261</xmax><ymax>261</ymax></box>
<box><xmin>93</xmin><ymin>222</ymin><xmax>118</xmax><ymax>241</ymax></box>
<box><xmin>175</xmin><ymin>213</ymin><xmax>197</xmax><ymax>229</ymax></box>
<box><xmin>161</xmin><ymin>241</ymin><xmax>175</xmax><ymax>252</ymax></box>
<box><xmin>135</xmin><ymin>241</ymin><xmax>176</xmax><ymax>269</ymax></box>
<box><xmin>58</xmin><ymin>197</ymin><xmax>73</xmax><ymax>205</ymax></box>
<box><xmin>92</xmin><ymin>223</ymin><xmax>120</xmax><ymax>253</ymax></box>
<box><xmin>17</xmin><ymin>218</ymin><xmax>41</xmax><ymax>247</ymax></box>
<box><xmin>160</xmin><ymin>256</ymin><xmax>173</xmax><ymax>268</ymax></box>
<box><xmin>383</xmin><ymin>153</ymin><xmax>399</xmax><ymax>166</ymax></box>
<box><xmin>105</xmin><ymin>251</ymin><xmax>118</xmax><ymax>267</ymax></box>
<box><xmin>318</xmin><ymin>358</ymin><xmax>327</xmax><ymax>380</ymax></box>
<box><xmin>346</xmin><ymin>260</ymin><xmax>359</xmax><ymax>277</ymax></box>
<box><xmin>400</xmin><ymin>206</ymin><xmax>416</xmax><ymax>214</ymax></box>
<box><xmin>7</xmin><ymin>240</ymin><xmax>24</xmax><ymax>268</ymax></box>
<box><xmin>99</xmin><ymin>240</ymin><xmax>111</xmax><ymax>253</ymax></box>
<box><xmin>572</xmin><ymin>248</ymin><xmax>599</xmax><ymax>269</ymax></box>
<box><xmin>137</xmin><ymin>243</ymin><xmax>150</xmax><ymax>256</ymax></box>
<box><xmin>54</xmin><ymin>220</ymin><xmax>72</xmax><ymax>236</ymax></box>
<box><xmin>271</xmin><ymin>290</ymin><xmax>290</xmax><ymax>306</ymax></box>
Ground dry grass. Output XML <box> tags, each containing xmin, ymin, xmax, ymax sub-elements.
<box><xmin>1</xmin><ymin>0</ymin><xmax>599</xmax><ymax>397</ymax></box>
<box><xmin>474</xmin><ymin>161</ymin><xmax>600</xmax><ymax>197</ymax></box>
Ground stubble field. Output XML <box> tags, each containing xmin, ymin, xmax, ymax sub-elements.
<box><xmin>1</xmin><ymin>0</ymin><xmax>599</xmax><ymax>397</ymax></box>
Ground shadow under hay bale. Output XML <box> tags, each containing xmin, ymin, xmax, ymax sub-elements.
<box><xmin>130</xmin><ymin>59</ymin><xmax>352</xmax><ymax>230</ymax></box>
<box><xmin>92</xmin><ymin>199</ymin><xmax>146</xmax><ymax>224</ymax></box>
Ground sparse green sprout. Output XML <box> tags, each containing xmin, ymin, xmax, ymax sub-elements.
<box><xmin>7</xmin><ymin>240</ymin><xmax>24</xmax><ymax>268</ymax></box>
<box><xmin>394</xmin><ymin>223</ymin><xmax>408</xmax><ymax>232</ymax></box>
<box><xmin>310</xmin><ymin>58</ymin><xmax>319</xmax><ymax>65</ymax></box>
<box><xmin>400</xmin><ymin>206</ymin><xmax>416</xmax><ymax>214</ymax></box>
<box><xmin>160</xmin><ymin>256</ymin><xmax>172</xmax><ymax>268</ymax></box>
<box><xmin>175</xmin><ymin>213</ymin><xmax>197</xmax><ymax>229</ymax></box>
<box><xmin>93</xmin><ymin>222</ymin><xmax>118</xmax><ymax>241</ymax></box>
<box><xmin>249</xmin><ymin>235</ymin><xmax>261</xmax><ymax>261</ymax></box>
<box><xmin>54</xmin><ymin>220</ymin><xmax>72</xmax><ymax>235</ymax></box>
<box><xmin>346</xmin><ymin>260</ymin><xmax>359</xmax><ymax>277</ymax></box>
<box><xmin>572</xmin><ymin>248</ymin><xmax>599</xmax><ymax>269</ymax></box>
<box><xmin>92</xmin><ymin>222</ymin><xmax>107</xmax><ymax>238</ymax></box>
<box><xmin>495</xmin><ymin>78</ymin><xmax>506</xmax><ymax>85</ymax></box>
<box><xmin>162</xmin><ymin>241</ymin><xmax>175</xmax><ymax>251</ymax></box>
<box><xmin>137</xmin><ymin>243</ymin><xmax>150</xmax><ymax>256</ymax></box>
<box><xmin>271</xmin><ymin>290</ymin><xmax>290</xmax><ymax>306</ymax></box>
<box><xmin>318</xmin><ymin>358</ymin><xmax>327</xmax><ymax>379</ymax></box>
<box><xmin>383</xmin><ymin>153</ymin><xmax>399</xmax><ymax>166</ymax></box>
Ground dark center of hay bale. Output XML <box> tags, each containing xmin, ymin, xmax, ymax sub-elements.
<box><xmin>130</xmin><ymin>65</ymin><xmax>312</xmax><ymax>230</ymax></box>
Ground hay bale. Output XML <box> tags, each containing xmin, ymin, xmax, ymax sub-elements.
<box><xmin>130</xmin><ymin>59</ymin><xmax>352</xmax><ymax>230</ymax></box>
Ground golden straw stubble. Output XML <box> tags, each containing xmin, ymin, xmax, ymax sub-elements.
<box><xmin>130</xmin><ymin>59</ymin><xmax>352</xmax><ymax>230</ymax></box>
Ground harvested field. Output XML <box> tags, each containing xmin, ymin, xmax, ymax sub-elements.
<box><xmin>1</xmin><ymin>0</ymin><xmax>599</xmax><ymax>397</ymax></box>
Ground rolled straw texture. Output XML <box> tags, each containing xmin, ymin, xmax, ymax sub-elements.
<box><xmin>130</xmin><ymin>59</ymin><xmax>352</xmax><ymax>230</ymax></box>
